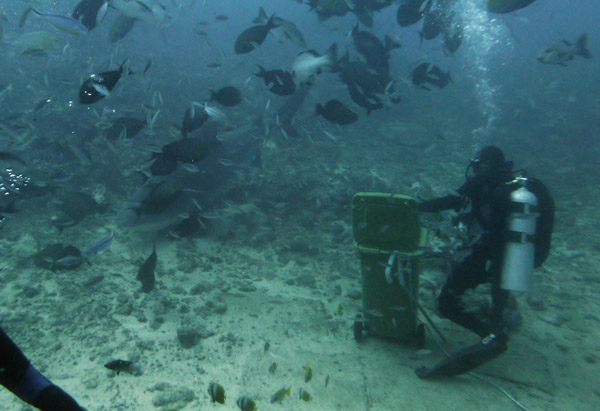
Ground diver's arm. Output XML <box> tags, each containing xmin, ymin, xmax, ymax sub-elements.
<box><xmin>0</xmin><ymin>327</ymin><xmax>83</xmax><ymax>411</ymax></box>
<box><xmin>418</xmin><ymin>193</ymin><xmax>463</xmax><ymax>213</ymax></box>
<box><xmin>419</xmin><ymin>174</ymin><xmax>487</xmax><ymax>213</ymax></box>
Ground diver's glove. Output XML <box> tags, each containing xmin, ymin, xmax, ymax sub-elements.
<box><xmin>415</xmin><ymin>332</ymin><xmax>508</xmax><ymax>379</ymax></box>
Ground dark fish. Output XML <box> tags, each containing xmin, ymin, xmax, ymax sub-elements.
<box><xmin>207</xmin><ymin>62</ymin><xmax>221</xmax><ymax>68</ymax></box>
<box><xmin>537</xmin><ymin>34</ymin><xmax>591</xmax><ymax>65</ymax></box>
<box><xmin>253</xmin><ymin>7</ymin><xmax>306</xmax><ymax>48</ymax></box>
<box><xmin>208</xmin><ymin>382</ymin><xmax>225</xmax><ymax>404</ymax></box>
<box><xmin>84</xmin><ymin>275</ymin><xmax>104</xmax><ymax>287</ymax></box>
<box><xmin>72</xmin><ymin>0</ymin><xmax>107</xmax><ymax>31</ymax></box>
<box><xmin>109</xmin><ymin>15</ymin><xmax>135</xmax><ymax>43</ymax></box>
<box><xmin>161</xmin><ymin>138</ymin><xmax>210</xmax><ymax>164</ymax></box>
<box><xmin>0</xmin><ymin>151</ymin><xmax>27</xmax><ymax>166</ymax></box>
<box><xmin>52</xmin><ymin>216</ymin><xmax>77</xmax><ymax>231</ymax></box>
<box><xmin>215</xmin><ymin>15</ymin><xmax>228</xmax><ymax>21</ymax></box>
<box><xmin>237</xmin><ymin>396</ymin><xmax>257</xmax><ymax>411</ymax></box>
<box><xmin>150</xmin><ymin>155</ymin><xmax>178</xmax><ymax>177</ymax></box>
<box><xmin>234</xmin><ymin>14</ymin><xmax>278</xmax><ymax>54</ymax></box>
<box><xmin>169</xmin><ymin>214</ymin><xmax>202</xmax><ymax>238</ymax></box>
<box><xmin>104</xmin><ymin>359</ymin><xmax>133</xmax><ymax>375</ymax></box>
<box><xmin>411</xmin><ymin>62</ymin><xmax>452</xmax><ymax>90</ymax></box>
<box><xmin>55</xmin><ymin>192</ymin><xmax>106</xmax><ymax>228</ymax></box>
<box><xmin>396</xmin><ymin>0</ymin><xmax>431</xmax><ymax>27</ymax></box>
<box><xmin>136</xmin><ymin>240</ymin><xmax>157</xmax><ymax>293</ymax></box>
<box><xmin>315</xmin><ymin>99</ymin><xmax>358</xmax><ymax>125</ymax></box>
<box><xmin>115</xmin><ymin>176</ymin><xmax>186</xmax><ymax>229</ymax></box>
<box><xmin>187</xmin><ymin>120</ymin><xmax>220</xmax><ymax>146</ymax></box>
<box><xmin>486</xmin><ymin>0</ymin><xmax>536</xmax><ymax>14</ymax></box>
<box><xmin>353</xmin><ymin>4</ymin><xmax>374</xmax><ymax>28</ymax></box>
<box><xmin>140</xmin><ymin>179</ymin><xmax>185</xmax><ymax>214</ymax></box>
<box><xmin>346</xmin><ymin>82</ymin><xmax>383</xmax><ymax>114</ymax></box>
<box><xmin>335</xmin><ymin>55</ymin><xmax>390</xmax><ymax>96</ymax></box>
<box><xmin>210</xmin><ymin>86</ymin><xmax>242</xmax><ymax>107</ymax></box>
<box><xmin>181</xmin><ymin>106</ymin><xmax>209</xmax><ymax>137</ymax></box>
<box><xmin>34</xmin><ymin>244</ymin><xmax>83</xmax><ymax>272</ymax></box>
<box><xmin>79</xmin><ymin>60</ymin><xmax>129</xmax><ymax>104</ymax></box>
<box><xmin>254</xmin><ymin>65</ymin><xmax>295</xmax><ymax>96</ymax></box>
<box><xmin>104</xmin><ymin>117</ymin><xmax>145</xmax><ymax>140</ymax></box>
<box><xmin>442</xmin><ymin>16</ymin><xmax>463</xmax><ymax>55</ymax></box>
<box><xmin>352</xmin><ymin>24</ymin><xmax>400</xmax><ymax>59</ymax></box>
<box><xmin>418</xmin><ymin>9</ymin><xmax>445</xmax><ymax>44</ymax></box>
<box><xmin>351</xmin><ymin>24</ymin><xmax>400</xmax><ymax>75</ymax></box>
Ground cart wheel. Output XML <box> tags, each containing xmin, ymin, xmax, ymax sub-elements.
<box><xmin>353</xmin><ymin>314</ymin><xmax>364</xmax><ymax>342</ymax></box>
<box><xmin>415</xmin><ymin>323</ymin><xmax>426</xmax><ymax>349</ymax></box>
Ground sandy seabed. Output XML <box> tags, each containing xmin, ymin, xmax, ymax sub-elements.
<box><xmin>1</xmin><ymin>210</ymin><xmax>599</xmax><ymax>411</ymax></box>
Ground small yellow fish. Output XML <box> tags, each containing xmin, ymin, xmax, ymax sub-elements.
<box><xmin>269</xmin><ymin>362</ymin><xmax>278</xmax><ymax>374</ymax></box>
<box><xmin>304</xmin><ymin>363</ymin><xmax>313</xmax><ymax>383</ymax></box>
<box><xmin>208</xmin><ymin>382</ymin><xmax>225</xmax><ymax>404</ymax></box>
<box><xmin>298</xmin><ymin>388</ymin><xmax>312</xmax><ymax>402</ymax></box>
<box><xmin>270</xmin><ymin>386</ymin><xmax>291</xmax><ymax>403</ymax></box>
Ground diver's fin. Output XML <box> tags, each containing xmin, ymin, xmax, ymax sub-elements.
<box><xmin>415</xmin><ymin>333</ymin><xmax>507</xmax><ymax>379</ymax></box>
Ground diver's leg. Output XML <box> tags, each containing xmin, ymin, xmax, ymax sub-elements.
<box><xmin>0</xmin><ymin>327</ymin><xmax>82</xmax><ymax>411</ymax></box>
<box><xmin>0</xmin><ymin>326</ymin><xmax>37</xmax><ymax>398</ymax></box>
<box><xmin>417</xmin><ymin>252</ymin><xmax>510</xmax><ymax>379</ymax></box>
<box><xmin>487</xmin><ymin>271</ymin><xmax>510</xmax><ymax>338</ymax></box>
<box><xmin>437</xmin><ymin>246</ymin><xmax>492</xmax><ymax>338</ymax></box>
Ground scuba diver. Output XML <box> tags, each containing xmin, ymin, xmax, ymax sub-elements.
<box><xmin>415</xmin><ymin>145</ymin><xmax>553</xmax><ymax>378</ymax></box>
<box><xmin>0</xmin><ymin>326</ymin><xmax>84</xmax><ymax>410</ymax></box>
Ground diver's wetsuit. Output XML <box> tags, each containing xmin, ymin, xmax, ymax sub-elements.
<box><xmin>0</xmin><ymin>326</ymin><xmax>82</xmax><ymax>410</ymax></box>
<box><xmin>419</xmin><ymin>168</ymin><xmax>513</xmax><ymax>339</ymax></box>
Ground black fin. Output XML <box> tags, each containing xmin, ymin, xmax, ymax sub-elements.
<box><xmin>384</xmin><ymin>35</ymin><xmax>401</xmax><ymax>51</ymax></box>
<box><xmin>253</xmin><ymin>6</ymin><xmax>268</xmax><ymax>24</ymax></box>
<box><xmin>416</xmin><ymin>334</ymin><xmax>507</xmax><ymax>379</ymax></box>
<box><xmin>575</xmin><ymin>33</ymin><xmax>592</xmax><ymax>58</ymax></box>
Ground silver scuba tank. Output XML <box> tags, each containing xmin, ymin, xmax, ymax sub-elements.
<box><xmin>501</xmin><ymin>178</ymin><xmax>539</xmax><ymax>292</ymax></box>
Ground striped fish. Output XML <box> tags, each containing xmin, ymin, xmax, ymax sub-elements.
<box><xmin>83</xmin><ymin>230</ymin><xmax>114</xmax><ymax>256</ymax></box>
<box><xmin>21</xmin><ymin>7</ymin><xmax>89</xmax><ymax>36</ymax></box>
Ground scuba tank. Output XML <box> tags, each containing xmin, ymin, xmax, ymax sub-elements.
<box><xmin>501</xmin><ymin>177</ymin><xmax>539</xmax><ymax>292</ymax></box>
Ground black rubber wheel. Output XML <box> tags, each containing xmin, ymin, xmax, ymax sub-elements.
<box><xmin>353</xmin><ymin>314</ymin><xmax>364</xmax><ymax>342</ymax></box>
<box><xmin>415</xmin><ymin>323</ymin><xmax>426</xmax><ymax>349</ymax></box>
